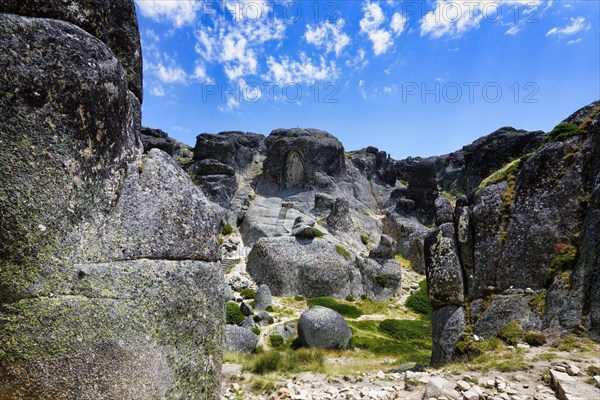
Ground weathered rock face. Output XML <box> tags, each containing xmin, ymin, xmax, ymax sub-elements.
<box><xmin>0</xmin><ymin>0</ymin><xmax>143</xmax><ymax>101</ymax></box>
<box><xmin>430</xmin><ymin>306</ymin><xmax>465</xmax><ymax>367</ymax></box>
<box><xmin>297</xmin><ymin>306</ymin><xmax>352</xmax><ymax>349</ymax></box>
<box><xmin>0</xmin><ymin>6</ymin><xmax>224</xmax><ymax>399</ymax></box>
<box><xmin>247</xmin><ymin>237</ymin><xmax>361</xmax><ymax>298</ymax></box>
<box><xmin>140</xmin><ymin>126</ymin><xmax>192</xmax><ymax>160</ymax></box>
<box><xmin>224</xmin><ymin>325</ymin><xmax>259</xmax><ymax>353</ymax></box>
<box><xmin>424</xmin><ymin>101</ymin><xmax>600</xmax><ymax>364</ymax></box>
<box><xmin>259</xmin><ymin>128</ymin><xmax>346</xmax><ymax>194</ymax></box>
<box><xmin>396</xmin><ymin>158</ymin><xmax>438</xmax><ymax>223</ymax></box>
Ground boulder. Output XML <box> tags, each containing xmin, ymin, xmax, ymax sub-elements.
<box><xmin>356</xmin><ymin>257</ymin><xmax>402</xmax><ymax>301</ymax></box>
<box><xmin>430</xmin><ymin>306</ymin><xmax>466</xmax><ymax>367</ymax></box>
<box><xmin>422</xmin><ymin>376</ymin><xmax>461</xmax><ymax>400</ymax></box>
<box><xmin>0</xmin><ymin>0</ymin><xmax>143</xmax><ymax>101</ymax></box>
<box><xmin>224</xmin><ymin>325</ymin><xmax>259</xmax><ymax>353</ymax></box>
<box><xmin>240</xmin><ymin>301</ymin><xmax>254</xmax><ymax>317</ymax></box>
<box><xmin>435</xmin><ymin>197</ymin><xmax>454</xmax><ymax>226</ymax></box>
<box><xmin>473</xmin><ymin>294</ymin><xmax>542</xmax><ymax>339</ymax></box>
<box><xmin>326</xmin><ymin>197</ymin><xmax>353</xmax><ymax>231</ymax></box>
<box><xmin>369</xmin><ymin>234</ymin><xmax>397</xmax><ymax>260</ymax></box>
<box><xmin>297</xmin><ymin>306</ymin><xmax>352</xmax><ymax>349</ymax></box>
<box><xmin>424</xmin><ymin>224</ymin><xmax>465</xmax><ymax>308</ymax></box>
<box><xmin>247</xmin><ymin>236</ymin><xmax>361</xmax><ymax>298</ymax></box>
<box><xmin>291</xmin><ymin>216</ymin><xmax>317</xmax><ymax>238</ymax></box>
<box><xmin>254</xmin><ymin>284</ymin><xmax>272</xmax><ymax>310</ymax></box>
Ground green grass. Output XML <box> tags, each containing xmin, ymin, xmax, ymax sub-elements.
<box><xmin>528</xmin><ymin>290</ymin><xmax>547</xmax><ymax>318</ymax></box>
<box><xmin>547</xmin><ymin>243</ymin><xmax>577</xmax><ymax>284</ymax></box>
<box><xmin>245</xmin><ymin>349</ymin><xmax>325</xmax><ymax>375</ymax></box>
<box><xmin>405</xmin><ymin>280</ymin><xmax>432</xmax><ymax>316</ymax></box>
<box><xmin>240</xmin><ymin>288</ymin><xmax>257</xmax><ymax>299</ymax></box>
<box><xmin>476</xmin><ymin>153</ymin><xmax>533</xmax><ymax>194</ymax></box>
<box><xmin>226</xmin><ymin>302</ymin><xmax>245</xmax><ymax>325</ymax></box>
<box><xmin>222</xmin><ymin>221</ymin><xmax>234</xmax><ymax>235</ymax></box>
<box><xmin>378</xmin><ymin>319</ymin><xmax>432</xmax><ymax>341</ymax></box>
<box><xmin>360</xmin><ymin>233</ymin><xmax>369</xmax><ymax>245</ymax></box>
<box><xmin>348</xmin><ymin>319</ymin><xmax>432</xmax><ymax>365</ymax></box>
<box><xmin>544</xmin><ymin>123</ymin><xmax>580</xmax><ymax>144</ymax></box>
<box><xmin>497</xmin><ymin>321</ymin><xmax>524</xmax><ymax>346</ymax></box>
<box><xmin>525</xmin><ymin>331</ymin><xmax>547</xmax><ymax>347</ymax></box>
<box><xmin>313</xmin><ymin>227</ymin><xmax>325</xmax><ymax>238</ymax></box>
<box><xmin>335</xmin><ymin>245</ymin><xmax>351</xmax><ymax>261</ymax></box>
<box><xmin>269</xmin><ymin>335</ymin><xmax>285</xmax><ymax>348</ymax></box>
<box><xmin>307</xmin><ymin>297</ymin><xmax>363</xmax><ymax>318</ymax></box>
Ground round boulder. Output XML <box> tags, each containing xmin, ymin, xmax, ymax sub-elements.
<box><xmin>298</xmin><ymin>306</ymin><xmax>352</xmax><ymax>349</ymax></box>
<box><xmin>224</xmin><ymin>325</ymin><xmax>259</xmax><ymax>353</ymax></box>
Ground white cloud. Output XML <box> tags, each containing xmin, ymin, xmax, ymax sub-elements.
<box><xmin>135</xmin><ymin>0</ymin><xmax>201</xmax><ymax>27</ymax></box>
<box><xmin>345</xmin><ymin>49</ymin><xmax>369</xmax><ymax>70</ymax></box>
<box><xmin>391</xmin><ymin>12</ymin><xmax>407</xmax><ymax>35</ymax></box>
<box><xmin>567</xmin><ymin>38</ymin><xmax>583</xmax><ymax>45</ymax></box>
<box><xmin>546</xmin><ymin>17</ymin><xmax>591</xmax><ymax>37</ymax></box>
<box><xmin>304</xmin><ymin>19</ymin><xmax>351</xmax><ymax>57</ymax></box>
<box><xmin>358</xmin><ymin>80</ymin><xmax>368</xmax><ymax>100</ymax></box>
<box><xmin>263</xmin><ymin>54</ymin><xmax>338</xmax><ymax>85</ymax></box>
<box><xmin>384</xmin><ymin>85</ymin><xmax>397</xmax><ymax>94</ymax></box>
<box><xmin>153</xmin><ymin>62</ymin><xmax>188</xmax><ymax>84</ymax></box>
<box><xmin>505</xmin><ymin>25</ymin><xmax>520</xmax><ymax>35</ymax></box>
<box><xmin>360</xmin><ymin>1</ymin><xmax>404</xmax><ymax>56</ymax></box>
<box><xmin>150</xmin><ymin>84</ymin><xmax>165</xmax><ymax>97</ymax></box>
<box><xmin>420</xmin><ymin>1</ymin><xmax>543</xmax><ymax>38</ymax></box>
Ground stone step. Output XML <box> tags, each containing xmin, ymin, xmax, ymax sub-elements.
<box><xmin>549</xmin><ymin>369</ymin><xmax>600</xmax><ymax>400</ymax></box>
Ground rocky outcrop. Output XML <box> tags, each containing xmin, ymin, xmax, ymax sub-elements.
<box><xmin>224</xmin><ymin>325</ymin><xmax>259</xmax><ymax>353</ymax></box>
<box><xmin>140</xmin><ymin>127</ymin><xmax>192</xmax><ymax>160</ymax></box>
<box><xmin>424</xmin><ymin>101</ymin><xmax>600</xmax><ymax>364</ymax></box>
<box><xmin>297</xmin><ymin>306</ymin><xmax>352</xmax><ymax>349</ymax></box>
<box><xmin>0</xmin><ymin>5</ymin><xmax>224</xmax><ymax>399</ymax></box>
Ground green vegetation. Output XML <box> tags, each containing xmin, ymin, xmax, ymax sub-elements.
<box><xmin>543</xmin><ymin>123</ymin><xmax>580</xmax><ymax>144</ymax></box>
<box><xmin>374</xmin><ymin>276</ymin><xmax>388</xmax><ymax>287</ymax></box>
<box><xmin>547</xmin><ymin>243</ymin><xmax>577</xmax><ymax>284</ymax></box>
<box><xmin>551</xmin><ymin>334</ymin><xmax>596</xmax><ymax>353</ymax></box>
<box><xmin>348</xmin><ymin>319</ymin><xmax>432</xmax><ymax>364</ymax></box>
<box><xmin>524</xmin><ymin>331</ymin><xmax>547</xmax><ymax>347</ymax></box>
<box><xmin>360</xmin><ymin>294</ymin><xmax>369</xmax><ymax>301</ymax></box>
<box><xmin>245</xmin><ymin>349</ymin><xmax>325</xmax><ymax>375</ymax></box>
<box><xmin>476</xmin><ymin>153</ymin><xmax>533</xmax><ymax>194</ymax></box>
<box><xmin>307</xmin><ymin>296</ymin><xmax>363</xmax><ymax>319</ymax></box>
<box><xmin>251</xmin><ymin>326</ymin><xmax>261</xmax><ymax>336</ymax></box>
<box><xmin>405</xmin><ymin>280</ymin><xmax>433</xmax><ymax>316</ymax></box>
<box><xmin>269</xmin><ymin>335</ymin><xmax>285</xmax><ymax>348</ymax></box>
<box><xmin>395</xmin><ymin>254</ymin><xmax>414</xmax><ymax>270</ymax></box>
<box><xmin>528</xmin><ymin>290</ymin><xmax>547</xmax><ymax>318</ymax></box>
<box><xmin>360</xmin><ymin>233</ymin><xmax>369</xmax><ymax>245</ymax></box>
<box><xmin>222</xmin><ymin>221</ymin><xmax>234</xmax><ymax>235</ymax></box>
<box><xmin>294</xmin><ymin>296</ymin><xmax>305</xmax><ymax>301</ymax></box>
<box><xmin>226</xmin><ymin>302</ymin><xmax>245</xmax><ymax>325</ymax></box>
<box><xmin>240</xmin><ymin>288</ymin><xmax>257</xmax><ymax>299</ymax></box>
<box><xmin>345</xmin><ymin>295</ymin><xmax>355</xmax><ymax>302</ymax></box>
<box><xmin>313</xmin><ymin>227</ymin><xmax>325</xmax><ymax>238</ymax></box>
<box><xmin>497</xmin><ymin>321</ymin><xmax>524</xmax><ymax>346</ymax></box>
<box><xmin>335</xmin><ymin>245</ymin><xmax>351</xmax><ymax>261</ymax></box>
<box><xmin>265</xmin><ymin>305</ymin><xmax>273</xmax><ymax>312</ymax></box>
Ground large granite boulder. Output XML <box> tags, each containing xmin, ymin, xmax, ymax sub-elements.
<box><xmin>0</xmin><ymin>8</ymin><xmax>224</xmax><ymax>399</ymax></box>
<box><xmin>254</xmin><ymin>284</ymin><xmax>273</xmax><ymax>311</ymax></box>
<box><xmin>246</xmin><ymin>236</ymin><xmax>361</xmax><ymax>298</ymax></box>
<box><xmin>0</xmin><ymin>0</ymin><xmax>143</xmax><ymax>101</ymax></box>
<box><xmin>258</xmin><ymin>128</ymin><xmax>346</xmax><ymax>194</ymax></box>
<box><xmin>430</xmin><ymin>306</ymin><xmax>466</xmax><ymax>367</ymax></box>
<box><xmin>473</xmin><ymin>294</ymin><xmax>542</xmax><ymax>339</ymax></box>
<box><xmin>297</xmin><ymin>306</ymin><xmax>352</xmax><ymax>349</ymax></box>
<box><xmin>224</xmin><ymin>325</ymin><xmax>259</xmax><ymax>353</ymax></box>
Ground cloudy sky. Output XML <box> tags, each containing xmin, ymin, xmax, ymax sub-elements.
<box><xmin>135</xmin><ymin>0</ymin><xmax>599</xmax><ymax>158</ymax></box>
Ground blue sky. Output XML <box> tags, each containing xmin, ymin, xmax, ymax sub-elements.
<box><xmin>135</xmin><ymin>0</ymin><xmax>599</xmax><ymax>158</ymax></box>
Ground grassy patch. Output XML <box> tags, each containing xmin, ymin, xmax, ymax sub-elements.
<box><xmin>335</xmin><ymin>245</ymin><xmax>351</xmax><ymax>261</ymax></box>
<box><xmin>360</xmin><ymin>233</ymin><xmax>369</xmax><ymax>245</ymax></box>
<box><xmin>476</xmin><ymin>153</ymin><xmax>533</xmax><ymax>195</ymax></box>
<box><xmin>222</xmin><ymin>221</ymin><xmax>234</xmax><ymax>235</ymax></box>
<box><xmin>348</xmin><ymin>319</ymin><xmax>432</xmax><ymax>364</ymax></box>
<box><xmin>551</xmin><ymin>334</ymin><xmax>596</xmax><ymax>353</ymax></box>
<box><xmin>497</xmin><ymin>321</ymin><xmax>524</xmax><ymax>346</ymax></box>
<box><xmin>245</xmin><ymin>349</ymin><xmax>325</xmax><ymax>375</ymax></box>
<box><xmin>395</xmin><ymin>254</ymin><xmax>414</xmax><ymax>270</ymax></box>
<box><xmin>307</xmin><ymin>297</ymin><xmax>363</xmax><ymax>318</ymax></box>
<box><xmin>547</xmin><ymin>243</ymin><xmax>577</xmax><ymax>285</ymax></box>
<box><xmin>226</xmin><ymin>302</ymin><xmax>246</xmax><ymax>325</ymax></box>
<box><xmin>269</xmin><ymin>335</ymin><xmax>285</xmax><ymax>348</ymax></box>
<box><xmin>524</xmin><ymin>331</ymin><xmax>547</xmax><ymax>347</ymax></box>
<box><xmin>378</xmin><ymin>319</ymin><xmax>431</xmax><ymax>341</ymax></box>
<box><xmin>240</xmin><ymin>288</ymin><xmax>257</xmax><ymax>299</ymax></box>
<box><xmin>528</xmin><ymin>290</ymin><xmax>547</xmax><ymax>318</ymax></box>
<box><xmin>405</xmin><ymin>280</ymin><xmax>432</xmax><ymax>316</ymax></box>
<box><xmin>313</xmin><ymin>227</ymin><xmax>325</xmax><ymax>238</ymax></box>
<box><xmin>544</xmin><ymin>123</ymin><xmax>580</xmax><ymax>144</ymax></box>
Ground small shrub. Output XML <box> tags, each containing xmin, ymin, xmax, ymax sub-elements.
<box><xmin>269</xmin><ymin>335</ymin><xmax>285</xmax><ymax>348</ymax></box>
<box><xmin>335</xmin><ymin>245</ymin><xmax>351</xmax><ymax>260</ymax></box>
<box><xmin>222</xmin><ymin>221</ymin><xmax>234</xmax><ymax>235</ymax></box>
<box><xmin>405</xmin><ymin>280</ymin><xmax>432</xmax><ymax>316</ymax></box>
<box><xmin>249</xmin><ymin>300</ymin><xmax>256</xmax><ymax>307</ymax></box>
<box><xmin>345</xmin><ymin>295</ymin><xmax>355</xmax><ymax>302</ymax></box>
<box><xmin>525</xmin><ymin>331</ymin><xmax>547</xmax><ymax>347</ymax></box>
<box><xmin>251</xmin><ymin>378</ymin><xmax>275</xmax><ymax>393</ymax></box>
<box><xmin>497</xmin><ymin>321</ymin><xmax>524</xmax><ymax>345</ymax></box>
<box><xmin>267</xmin><ymin>316</ymin><xmax>274</xmax><ymax>325</ymax></box>
<box><xmin>313</xmin><ymin>227</ymin><xmax>325</xmax><ymax>238</ymax></box>
<box><xmin>226</xmin><ymin>302</ymin><xmax>246</xmax><ymax>325</ymax></box>
<box><xmin>375</xmin><ymin>276</ymin><xmax>388</xmax><ymax>287</ymax></box>
<box><xmin>360</xmin><ymin>233</ymin><xmax>369</xmax><ymax>245</ymax></box>
<box><xmin>360</xmin><ymin>294</ymin><xmax>369</xmax><ymax>301</ymax></box>
<box><xmin>251</xmin><ymin>326</ymin><xmax>261</xmax><ymax>336</ymax></box>
<box><xmin>240</xmin><ymin>288</ymin><xmax>257</xmax><ymax>299</ymax></box>
<box><xmin>294</xmin><ymin>296</ymin><xmax>305</xmax><ymax>301</ymax></box>
<box><xmin>265</xmin><ymin>305</ymin><xmax>273</xmax><ymax>312</ymax></box>
<box><xmin>307</xmin><ymin>296</ymin><xmax>363</xmax><ymax>318</ymax></box>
